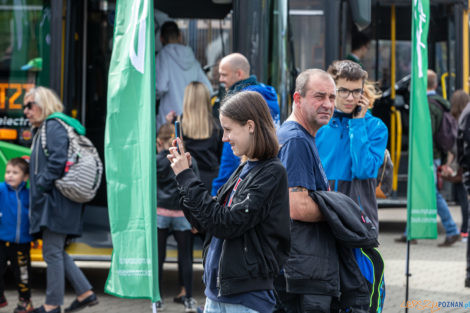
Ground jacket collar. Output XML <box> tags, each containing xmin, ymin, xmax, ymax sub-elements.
<box><xmin>228</xmin><ymin>75</ymin><xmax>258</xmax><ymax>95</ymax></box>
<box><xmin>333</xmin><ymin>110</ymin><xmax>353</xmax><ymax>120</ymax></box>
<box><xmin>216</xmin><ymin>158</ymin><xmax>274</xmax><ymax>201</ymax></box>
<box><xmin>5</xmin><ymin>181</ymin><xmax>26</xmax><ymax>192</ymax></box>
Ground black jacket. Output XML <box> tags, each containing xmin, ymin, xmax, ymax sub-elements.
<box><xmin>29</xmin><ymin>119</ymin><xmax>83</xmax><ymax>237</ymax></box>
<box><xmin>175</xmin><ymin>158</ymin><xmax>290</xmax><ymax>296</ymax></box>
<box><xmin>458</xmin><ymin>105</ymin><xmax>470</xmax><ymax>193</ymax></box>
<box><xmin>283</xmin><ymin>190</ymin><xmax>379</xmax><ymax>298</ymax></box>
<box><xmin>284</xmin><ymin>219</ymin><xmax>340</xmax><ymax>296</ymax></box>
<box><xmin>310</xmin><ymin>191</ymin><xmax>380</xmax><ymax>312</ymax></box>
<box><xmin>156</xmin><ymin>150</ymin><xmax>198</xmax><ymax>210</ymax></box>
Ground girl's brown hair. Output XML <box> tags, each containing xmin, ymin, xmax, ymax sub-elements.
<box><xmin>157</xmin><ymin>123</ymin><xmax>175</xmax><ymax>146</ymax></box>
<box><xmin>450</xmin><ymin>89</ymin><xmax>470</xmax><ymax>120</ymax></box>
<box><xmin>220</xmin><ymin>91</ymin><xmax>278</xmax><ymax>160</ymax></box>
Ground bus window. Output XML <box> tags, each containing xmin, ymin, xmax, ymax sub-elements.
<box><xmin>289</xmin><ymin>0</ymin><xmax>325</xmax><ymax>71</ymax></box>
<box><xmin>0</xmin><ymin>1</ymin><xmax>50</xmax><ymax>145</ymax></box>
<box><xmin>363</xmin><ymin>40</ymin><xmax>411</xmax><ymax>88</ymax></box>
<box><xmin>174</xmin><ymin>16</ymin><xmax>233</xmax><ymax>91</ymax></box>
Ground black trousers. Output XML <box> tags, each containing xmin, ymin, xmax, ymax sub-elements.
<box><xmin>157</xmin><ymin>229</ymin><xmax>193</xmax><ymax>298</ymax></box>
<box><xmin>0</xmin><ymin>240</ymin><xmax>31</xmax><ymax>300</ymax></box>
<box><xmin>273</xmin><ymin>275</ymin><xmax>333</xmax><ymax>313</ymax></box>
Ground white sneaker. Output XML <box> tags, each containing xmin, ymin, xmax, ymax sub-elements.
<box><xmin>184</xmin><ymin>297</ymin><xmax>197</xmax><ymax>313</ymax></box>
<box><xmin>155</xmin><ymin>301</ymin><xmax>164</xmax><ymax>311</ymax></box>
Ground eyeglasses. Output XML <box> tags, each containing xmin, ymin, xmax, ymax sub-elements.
<box><xmin>337</xmin><ymin>88</ymin><xmax>363</xmax><ymax>99</ymax></box>
<box><xmin>23</xmin><ymin>101</ymin><xmax>35</xmax><ymax>110</ymax></box>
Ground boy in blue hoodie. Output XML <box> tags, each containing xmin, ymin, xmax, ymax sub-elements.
<box><xmin>0</xmin><ymin>157</ymin><xmax>34</xmax><ymax>313</ymax></box>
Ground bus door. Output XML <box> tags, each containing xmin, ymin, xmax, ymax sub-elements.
<box><xmin>0</xmin><ymin>1</ymin><xmax>51</xmax><ymax>146</ymax></box>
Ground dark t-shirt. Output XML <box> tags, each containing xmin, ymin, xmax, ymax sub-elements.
<box><xmin>277</xmin><ymin>121</ymin><xmax>329</xmax><ymax>191</ymax></box>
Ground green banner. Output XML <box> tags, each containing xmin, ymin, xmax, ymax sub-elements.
<box><xmin>407</xmin><ymin>0</ymin><xmax>437</xmax><ymax>240</ymax></box>
<box><xmin>104</xmin><ymin>0</ymin><xmax>159</xmax><ymax>301</ymax></box>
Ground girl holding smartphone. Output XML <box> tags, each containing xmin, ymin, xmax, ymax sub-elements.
<box><xmin>168</xmin><ymin>91</ymin><xmax>290</xmax><ymax>313</ymax></box>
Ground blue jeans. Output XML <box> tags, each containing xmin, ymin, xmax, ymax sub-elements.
<box><xmin>157</xmin><ymin>215</ymin><xmax>192</xmax><ymax>231</ymax></box>
<box><xmin>436</xmin><ymin>188</ymin><xmax>459</xmax><ymax>236</ymax></box>
<box><xmin>204</xmin><ymin>297</ymin><xmax>259</xmax><ymax>313</ymax></box>
<box><xmin>434</xmin><ymin>160</ymin><xmax>459</xmax><ymax>236</ymax></box>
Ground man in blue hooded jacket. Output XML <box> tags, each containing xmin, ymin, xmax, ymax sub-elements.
<box><xmin>210</xmin><ymin>53</ymin><xmax>280</xmax><ymax>196</ymax></box>
<box><xmin>316</xmin><ymin>60</ymin><xmax>388</xmax><ymax>231</ymax></box>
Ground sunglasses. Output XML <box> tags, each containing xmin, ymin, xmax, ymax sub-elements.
<box><xmin>23</xmin><ymin>101</ymin><xmax>36</xmax><ymax>110</ymax></box>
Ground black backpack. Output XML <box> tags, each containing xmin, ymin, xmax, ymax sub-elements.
<box><xmin>430</xmin><ymin>95</ymin><xmax>458</xmax><ymax>152</ymax></box>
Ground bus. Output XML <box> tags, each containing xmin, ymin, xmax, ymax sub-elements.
<box><xmin>0</xmin><ymin>0</ymin><xmax>468</xmax><ymax>260</ymax></box>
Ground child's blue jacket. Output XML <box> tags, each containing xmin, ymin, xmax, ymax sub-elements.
<box><xmin>0</xmin><ymin>181</ymin><xmax>32</xmax><ymax>243</ymax></box>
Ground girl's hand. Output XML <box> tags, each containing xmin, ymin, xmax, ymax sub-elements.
<box><xmin>167</xmin><ymin>138</ymin><xmax>191</xmax><ymax>175</ymax></box>
<box><xmin>165</xmin><ymin>110</ymin><xmax>177</xmax><ymax>124</ymax></box>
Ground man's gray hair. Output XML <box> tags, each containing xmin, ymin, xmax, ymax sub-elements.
<box><xmin>295</xmin><ymin>69</ymin><xmax>332</xmax><ymax>97</ymax></box>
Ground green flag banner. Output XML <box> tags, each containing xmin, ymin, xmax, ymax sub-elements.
<box><xmin>407</xmin><ymin>0</ymin><xmax>437</xmax><ymax>240</ymax></box>
<box><xmin>104</xmin><ymin>0</ymin><xmax>159</xmax><ymax>301</ymax></box>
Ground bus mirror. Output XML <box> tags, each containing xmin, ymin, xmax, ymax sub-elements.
<box><xmin>349</xmin><ymin>0</ymin><xmax>371</xmax><ymax>31</ymax></box>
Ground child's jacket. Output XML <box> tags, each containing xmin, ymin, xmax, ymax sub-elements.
<box><xmin>0</xmin><ymin>181</ymin><xmax>32</xmax><ymax>243</ymax></box>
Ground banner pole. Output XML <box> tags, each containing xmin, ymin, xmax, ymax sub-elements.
<box><xmin>405</xmin><ymin>240</ymin><xmax>411</xmax><ymax>313</ymax></box>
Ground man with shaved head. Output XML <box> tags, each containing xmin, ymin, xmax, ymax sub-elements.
<box><xmin>218</xmin><ymin>53</ymin><xmax>251</xmax><ymax>91</ymax></box>
<box><xmin>211</xmin><ymin>53</ymin><xmax>280</xmax><ymax>195</ymax></box>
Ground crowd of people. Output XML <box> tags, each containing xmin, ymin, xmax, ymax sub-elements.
<box><xmin>1</xmin><ymin>87</ymin><xmax>99</xmax><ymax>313</ymax></box>
<box><xmin>1</xmin><ymin>20</ymin><xmax>469</xmax><ymax>313</ymax></box>
<box><xmin>155</xmin><ymin>21</ymin><xmax>470</xmax><ymax>313</ymax></box>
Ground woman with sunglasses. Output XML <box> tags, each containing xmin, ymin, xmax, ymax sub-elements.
<box><xmin>168</xmin><ymin>91</ymin><xmax>290</xmax><ymax>313</ymax></box>
<box><xmin>23</xmin><ymin>87</ymin><xmax>97</xmax><ymax>313</ymax></box>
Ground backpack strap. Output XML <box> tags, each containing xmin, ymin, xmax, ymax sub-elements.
<box><xmin>40</xmin><ymin>118</ymin><xmax>74</xmax><ymax>158</ymax></box>
<box><xmin>40</xmin><ymin>122</ymin><xmax>49</xmax><ymax>157</ymax></box>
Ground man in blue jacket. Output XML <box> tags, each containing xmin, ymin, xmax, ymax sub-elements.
<box><xmin>316</xmin><ymin>60</ymin><xmax>388</xmax><ymax>232</ymax></box>
<box><xmin>211</xmin><ymin>53</ymin><xmax>280</xmax><ymax>196</ymax></box>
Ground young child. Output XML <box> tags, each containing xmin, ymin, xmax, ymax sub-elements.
<box><xmin>156</xmin><ymin>123</ymin><xmax>198</xmax><ymax>312</ymax></box>
<box><xmin>0</xmin><ymin>157</ymin><xmax>34</xmax><ymax>313</ymax></box>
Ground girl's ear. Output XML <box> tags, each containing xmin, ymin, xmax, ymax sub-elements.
<box><xmin>247</xmin><ymin>120</ymin><xmax>255</xmax><ymax>134</ymax></box>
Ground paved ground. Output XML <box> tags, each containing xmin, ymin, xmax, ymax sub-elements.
<box><xmin>2</xmin><ymin>206</ymin><xmax>470</xmax><ymax>313</ymax></box>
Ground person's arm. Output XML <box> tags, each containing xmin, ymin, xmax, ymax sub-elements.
<box><xmin>279</xmin><ymin>137</ymin><xmax>324</xmax><ymax>222</ymax></box>
<box><xmin>155</xmin><ymin>53</ymin><xmax>169</xmax><ymax>99</ymax></box>
<box><xmin>35</xmin><ymin>120</ymin><xmax>69</xmax><ymax>192</ymax></box>
<box><xmin>176</xmin><ymin>164</ymin><xmax>286</xmax><ymax>239</ymax></box>
<box><xmin>349</xmin><ymin>117</ymin><xmax>388</xmax><ymax>179</ymax></box>
<box><xmin>289</xmin><ymin>186</ymin><xmax>322</xmax><ymax>222</ymax></box>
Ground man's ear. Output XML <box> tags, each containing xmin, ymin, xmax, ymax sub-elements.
<box><xmin>293</xmin><ymin>92</ymin><xmax>301</xmax><ymax>108</ymax></box>
<box><xmin>236</xmin><ymin>69</ymin><xmax>244</xmax><ymax>80</ymax></box>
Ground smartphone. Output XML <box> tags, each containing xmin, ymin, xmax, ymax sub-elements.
<box><xmin>175</xmin><ymin>121</ymin><xmax>182</xmax><ymax>153</ymax></box>
<box><xmin>353</xmin><ymin>104</ymin><xmax>362</xmax><ymax>117</ymax></box>
<box><xmin>353</xmin><ymin>92</ymin><xmax>365</xmax><ymax>117</ymax></box>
